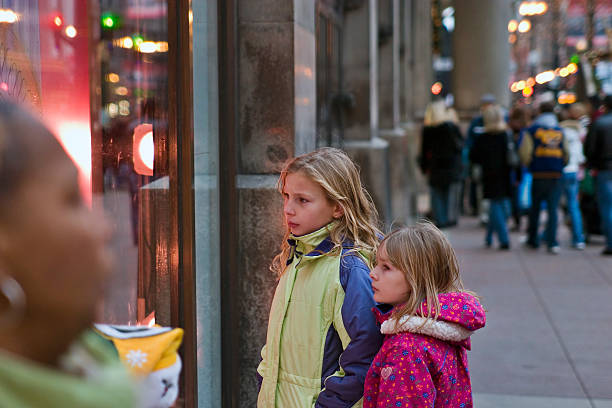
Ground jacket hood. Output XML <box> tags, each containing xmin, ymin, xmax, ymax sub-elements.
<box><xmin>560</xmin><ymin>119</ymin><xmax>582</xmax><ymax>132</ymax></box>
<box><xmin>534</xmin><ymin>112</ymin><xmax>559</xmax><ymax>128</ymax></box>
<box><xmin>376</xmin><ymin>292</ymin><xmax>486</xmax><ymax>350</ymax></box>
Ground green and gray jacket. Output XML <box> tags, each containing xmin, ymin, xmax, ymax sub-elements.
<box><xmin>257</xmin><ymin>223</ymin><xmax>383</xmax><ymax>407</ymax></box>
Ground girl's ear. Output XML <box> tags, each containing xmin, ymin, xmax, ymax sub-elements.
<box><xmin>333</xmin><ymin>203</ymin><xmax>344</xmax><ymax>219</ymax></box>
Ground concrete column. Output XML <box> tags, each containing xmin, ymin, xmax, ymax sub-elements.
<box><xmin>379</xmin><ymin>0</ymin><xmax>412</xmax><ymax>225</ymax></box>
<box><xmin>343</xmin><ymin>0</ymin><xmax>391</xmax><ymax>225</ymax></box>
<box><xmin>452</xmin><ymin>0</ymin><xmax>512</xmax><ymax>114</ymax></box>
<box><xmin>236</xmin><ymin>1</ymin><xmax>316</xmax><ymax>406</ymax></box>
<box><xmin>411</xmin><ymin>0</ymin><xmax>433</xmax><ymax>119</ymax></box>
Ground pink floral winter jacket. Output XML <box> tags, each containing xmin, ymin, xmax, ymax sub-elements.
<box><xmin>363</xmin><ymin>292</ymin><xmax>486</xmax><ymax>408</ymax></box>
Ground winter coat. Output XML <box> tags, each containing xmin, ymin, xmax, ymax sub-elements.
<box><xmin>363</xmin><ymin>292</ymin><xmax>486</xmax><ymax>408</ymax></box>
<box><xmin>585</xmin><ymin>112</ymin><xmax>612</xmax><ymax>171</ymax></box>
<box><xmin>420</xmin><ymin>122</ymin><xmax>464</xmax><ymax>188</ymax></box>
<box><xmin>559</xmin><ymin>119</ymin><xmax>586</xmax><ymax>174</ymax></box>
<box><xmin>257</xmin><ymin>223</ymin><xmax>383</xmax><ymax>407</ymax></box>
<box><xmin>0</xmin><ymin>330</ymin><xmax>136</xmax><ymax>407</ymax></box>
<box><xmin>518</xmin><ymin>113</ymin><xmax>569</xmax><ymax>178</ymax></box>
<box><xmin>469</xmin><ymin>131</ymin><xmax>512</xmax><ymax>199</ymax></box>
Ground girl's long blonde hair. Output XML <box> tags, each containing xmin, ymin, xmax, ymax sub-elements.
<box><xmin>272</xmin><ymin>147</ymin><xmax>382</xmax><ymax>275</ymax></box>
<box><xmin>380</xmin><ymin>221</ymin><xmax>473</xmax><ymax>321</ymax></box>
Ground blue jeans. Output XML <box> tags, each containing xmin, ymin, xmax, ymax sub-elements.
<box><xmin>527</xmin><ymin>178</ymin><xmax>563</xmax><ymax>248</ymax></box>
<box><xmin>562</xmin><ymin>172</ymin><xmax>585</xmax><ymax>245</ymax></box>
<box><xmin>596</xmin><ymin>170</ymin><xmax>612</xmax><ymax>249</ymax></box>
<box><xmin>431</xmin><ymin>186</ymin><xmax>449</xmax><ymax>227</ymax></box>
<box><xmin>486</xmin><ymin>198</ymin><xmax>510</xmax><ymax>246</ymax></box>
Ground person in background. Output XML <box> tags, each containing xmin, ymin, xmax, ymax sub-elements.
<box><xmin>464</xmin><ymin>94</ymin><xmax>497</xmax><ymax>217</ymax></box>
<box><xmin>419</xmin><ymin>100</ymin><xmax>464</xmax><ymax>228</ymax></box>
<box><xmin>470</xmin><ymin>105</ymin><xmax>513</xmax><ymax>249</ymax></box>
<box><xmin>508</xmin><ymin>105</ymin><xmax>531</xmax><ymax>231</ymax></box>
<box><xmin>559</xmin><ymin>103</ymin><xmax>587</xmax><ymax>250</ymax></box>
<box><xmin>0</xmin><ymin>101</ymin><xmax>136</xmax><ymax>407</ymax></box>
<box><xmin>519</xmin><ymin>101</ymin><xmax>569</xmax><ymax>254</ymax></box>
<box><xmin>584</xmin><ymin>95</ymin><xmax>612</xmax><ymax>256</ymax></box>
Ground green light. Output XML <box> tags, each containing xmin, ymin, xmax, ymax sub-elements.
<box><xmin>101</xmin><ymin>12</ymin><xmax>119</xmax><ymax>29</ymax></box>
<box><xmin>570</xmin><ymin>54</ymin><xmax>580</xmax><ymax>65</ymax></box>
<box><xmin>133</xmin><ymin>35</ymin><xmax>144</xmax><ymax>46</ymax></box>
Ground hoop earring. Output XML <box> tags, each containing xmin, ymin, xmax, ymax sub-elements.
<box><xmin>0</xmin><ymin>275</ymin><xmax>25</xmax><ymax>328</ymax></box>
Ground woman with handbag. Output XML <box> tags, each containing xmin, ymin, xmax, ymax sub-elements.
<box><xmin>470</xmin><ymin>104</ymin><xmax>513</xmax><ymax>249</ymax></box>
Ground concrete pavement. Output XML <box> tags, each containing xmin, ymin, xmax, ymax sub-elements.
<box><xmin>447</xmin><ymin>216</ymin><xmax>612</xmax><ymax>407</ymax></box>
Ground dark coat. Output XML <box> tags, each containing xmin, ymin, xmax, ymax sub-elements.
<box><xmin>470</xmin><ymin>131</ymin><xmax>512</xmax><ymax>199</ymax></box>
<box><xmin>419</xmin><ymin>122</ymin><xmax>464</xmax><ymax>188</ymax></box>
<box><xmin>585</xmin><ymin>112</ymin><xmax>612</xmax><ymax>171</ymax></box>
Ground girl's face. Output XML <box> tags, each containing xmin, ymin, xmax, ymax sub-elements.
<box><xmin>282</xmin><ymin>171</ymin><xmax>343</xmax><ymax>236</ymax></box>
<box><xmin>370</xmin><ymin>244</ymin><xmax>409</xmax><ymax>305</ymax></box>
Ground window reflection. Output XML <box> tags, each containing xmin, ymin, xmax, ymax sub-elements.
<box><xmin>95</xmin><ymin>0</ymin><xmax>172</xmax><ymax>325</ymax></box>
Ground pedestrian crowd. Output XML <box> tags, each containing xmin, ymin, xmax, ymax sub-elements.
<box><xmin>420</xmin><ymin>93</ymin><xmax>612</xmax><ymax>257</ymax></box>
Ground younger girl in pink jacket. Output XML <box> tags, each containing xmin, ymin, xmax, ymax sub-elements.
<box><xmin>364</xmin><ymin>222</ymin><xmax>486</xmax><ymax>408</ymax></box>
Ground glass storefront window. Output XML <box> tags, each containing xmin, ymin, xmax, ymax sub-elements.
<box><xmin>93</xmin><ymin>0</ymin><xmax>173</xmax><ymax>326</ymax></box>
<box><xmin>3</xmin><ymin>1</ymin><xmax>178</xmax><ymax>328</ymax></box>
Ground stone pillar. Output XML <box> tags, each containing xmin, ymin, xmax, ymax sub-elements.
<box><xmin>411</xmin><ymin>0</ymin><xmax>433</xmax><ymax>119</ymax></box>
<box><xmin>452</xmin><ymin>0</ymin><xmax>512</xmax><ymax>115</ymax></box>
<box><xmin>398</xmin><ymin>0</ymin><xmax>434</xmax><ymax>222</ymax></box>
<box><xmin>379</xmin><ymin>0</ymin><xmax>412</xmax><ymax>225</ymax></box>
<box><xmin>236</xmin><ymin>1</ymin><xmax>316</xmax><ymax>406</ymax></box>
<box><xmin>343</xmin><ymin>0</ymin><xmax>392</xmax><ymax>225</ymax></box>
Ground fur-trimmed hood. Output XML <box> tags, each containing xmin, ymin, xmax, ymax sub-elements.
<box><xmin>373</xmin><ymin>292</ymin><xmax>486</xmax><ymax>350</ymax></box>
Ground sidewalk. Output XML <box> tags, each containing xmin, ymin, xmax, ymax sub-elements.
<box><xmin>446</xmin><ymin>216</ymin><xmax>612</xmax><ymax>408</ymax></box>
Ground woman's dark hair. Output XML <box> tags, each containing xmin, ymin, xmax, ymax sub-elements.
<box><xmin>0</xmin><ymin>101</ymin><xmax>51</xmax><ymax>199</ymax></box>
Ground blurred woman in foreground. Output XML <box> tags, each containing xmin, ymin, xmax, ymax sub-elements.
<box><xmin>0</xmin><ymin>101</ymin><xmax>136</xmax><ymax>407</ymax></box>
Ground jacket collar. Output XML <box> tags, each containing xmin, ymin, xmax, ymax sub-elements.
<box><xmin>287</xmin><ymin>223</ymin><xmax>337</xmax><ymax>264</ymax></box>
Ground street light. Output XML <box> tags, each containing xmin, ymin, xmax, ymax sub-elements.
<box><xmin>518</xmin><ymin>19</ymin><xmax>531</xmax><ymax>33</ymax></box>
<box><xmin>519</xmin><ymin>1</ymin><xmax>548</xmax><ymax>16</ymax></box>
<box><xmin>508</xmin><ymin>19</ymin><xmax>518</xmax><ymax>33</ymax></box>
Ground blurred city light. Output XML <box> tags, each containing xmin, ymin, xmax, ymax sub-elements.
<box><xmin>517</xmin><ymin>80</ymin><xmax>526</xmax><ymax>90</ymax></box>
<box><xmin>114</xmin><ymin>36</ymin><xmax>134</xmax><ymax>49</ymax></box>
<box><xmin>133</xmin><ymin>124</ymin><xmax>154</xmax><ymax>176</ymax></box>
<box><xmin>431</xmin><ymin>82</ymin><xmax>443</xmax><ymax>95</ymax></box>
<box><xmin>101</xmin><ymin>12</ymin><xmax>119</xmax><ymax>29</ymax></box>
<box><xmin>0</xmin><ymin>9</ymin><xmax>18</xmax><ymax>24</ymax></box>
<box><xmin>522</xmin><ymin>86</ymin><xmax>534</xmax><ymax>97</ymax></box>
<box><xmin>65</xmin><ymin>25</ymin><xmax>77</xmax><ymax>38</ymax></box>
<box><xmin>115</xmin><ymin>86</ymin><xmax>128</xmax><ymax>96</ymax></box>
<box><xmin>54</xmin><ymin>15</ymin><xmax>63</xmax><ymax>27</ymax></box>
<box><xmin>519</xmin><ymin>1</ymin><xmax>548</xmax><ymax>16</ymax></box>
<box><xmin>558</xmin><ymin>92</ymin><xmax>577</xmax><ymax>104</ymax></box>
<box><xmin>559</xmin><ymin>67</ymin><xmax>569</xmax><ymax>77</ymax></box>
<box><xmin>137</xmin><ymin>41</ymin><xmax>168</xmax><ymax>53</ymax></box>
<box><xmin>535</xmin><ymin>70</ymin><xmax>555</xmax><ymax>84</ymax></box>
<box><xmin>508</xmin><ymin>20</ymin><xmax>518</xmax><ymax>33</ymax></box>
<box><xmin>518</xmin><ymin>19</ymin><xmax>531</xmax><ymax>33</ymax></box>
<box><xmin>526</xmin><ymin>77</ymin><xmax>535</xmax><ymax>87</ymax></box>
<box><xmin>567</xmin><ymin>62</ymin><xmax>578</xmax><ymax>74</ymax></box>
<box><xmin>107</xmin><ymin>73</ymin><xmax>120</xmax><ymax>83</ymax></box>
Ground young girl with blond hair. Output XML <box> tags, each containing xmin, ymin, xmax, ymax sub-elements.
<box><xmin>257</xmin><ymin>147</ymin><xmax>383</xmax><ymax>407</ymax></box>
<box><xmin>364</xmin><ymin>222</ymin><xmax>486</xmax><ymax>408</ymax></box>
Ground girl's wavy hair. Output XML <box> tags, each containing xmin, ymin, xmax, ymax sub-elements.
<box><xmin>271</xmin><ymin>147</ymin><xmax>382</xmax><ymax>275</ymax></box>
<box><xmin>380</xmin><ymin>221</ymin><xmax>476</xmax><ymax>322</ymax></box>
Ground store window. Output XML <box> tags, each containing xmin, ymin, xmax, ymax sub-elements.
<box><xmin>2</xmin><ymin>0</ymin><xmax>179</xmax><ymax>328</ymax></box>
